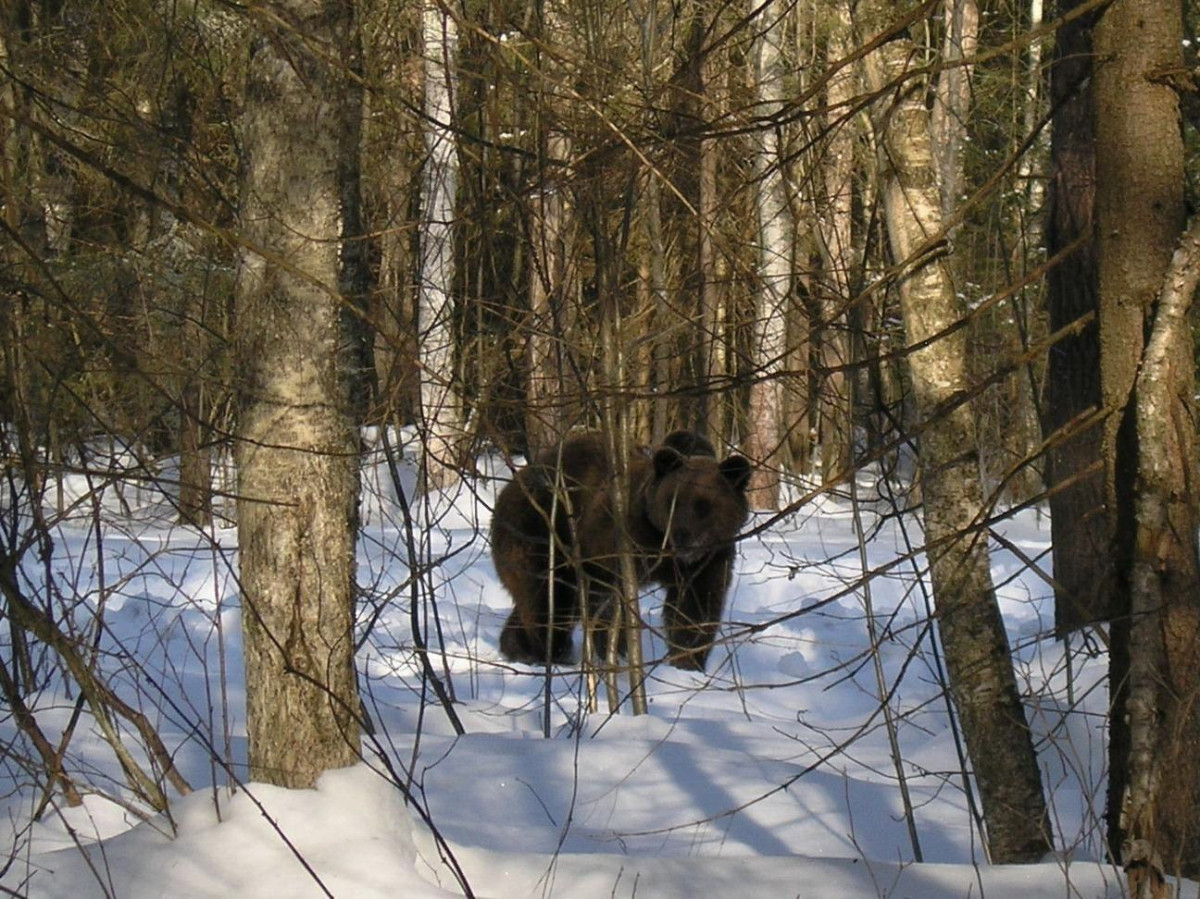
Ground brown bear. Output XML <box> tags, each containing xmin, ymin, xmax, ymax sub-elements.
<box><xmin>491</xmin><ymin>430</ymin><xmax>751</xmax><ymax>671</ymax></box>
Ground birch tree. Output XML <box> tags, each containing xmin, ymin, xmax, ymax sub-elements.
<box><xmin>419</xmin><ymin>0</ymin><xmax>463</xmax><ymax>490</ymax></box>
<box><xmin>860</xmin><ymin>0</ymin><xmax>1051</xmax><ymax>862</ymax></box>
<box><xmin>235</xmin><ymin>0</ymin><xmax>361</xmax><ymax>788</ymax></box>
<box><xmin>524</xmin><ymin>0</ymin><xmax>577</xmax><ymax>455</ymax></box>
<box><xmin>816</xmin><ymin>0</ymin><xmax>856</xmax><ymax>483</ymax></box>
<box><xmin>744</xmin><ymin>0</ymin><xmax>792</xmax><ymax>509</ymax></box>
<box><xmin>1122</xmin><ymin>219</ymin><xmax>1200</xmax><ymax>894</ymax></box>
<box><xmin>525</xmin><ymin>127</ymin><xmax>574</xmax><ymax>454</ymax></box>
<box><xmin>930</xmin><ymin>0</ymin><xmax>978</xmax><ymax>221</ymax></box>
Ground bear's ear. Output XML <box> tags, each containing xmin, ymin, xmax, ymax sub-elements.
<box><xmin>653</xmin><ymin>446</ymin><xmax>687</xmax><ymax>479</ymax></box>
<box><xmin>661</xmin><ymin>430</ymin><xmax>716</xmax><ymax>458</ymax></box>
<box><xmin>719</xmin><ymin>454</ymin><xmax>752</xmax><ymax>492</ymax></box>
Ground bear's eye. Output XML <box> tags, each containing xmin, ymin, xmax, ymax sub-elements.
<box><xmin>693</xmin><ymin>498</ymin><xmax>711</xmax><ymax>519</ymax></box>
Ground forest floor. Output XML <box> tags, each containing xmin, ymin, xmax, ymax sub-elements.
<box><xmin>1</xmin><ymin>434</ymin><xmax>1192</xmax><ymax>898</ymax></box>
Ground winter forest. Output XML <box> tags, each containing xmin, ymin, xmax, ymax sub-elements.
<box><xmin>2</xmin><ymin>0</ymin><xmax>1200</xmax><ymax>896</ymax></box>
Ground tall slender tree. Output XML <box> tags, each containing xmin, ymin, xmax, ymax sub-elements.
<box><xmin>745</xmin><ymin>0</ymin><xmax>792</xmax><ymax>509</ymax></box>
<box><xmin>861</xmin><ymin>0</ymin><xmax>1051</xmax><ymax>862</ymax></box>
<box><xmin>234</xmin><ymin>0</ymin><xmax>362</xmax><ymax>788</ymax></box>
<box><xmin>816</xmin><ymin>0</ymin><xmax>856</xmax><ymax>483</ymax></box>
<box><xmin>1044</xmin><ymin>0</ymin><xmax>1107</xmax><ymax>635</ymax></box>
<box><xmin>1123</xmin><ymin>219</ymin><xmax>1200</xmax><ymax>893</ymax></box>
<box><xmin>418</xmin><ymin>0</ymin><xmax>463</xmax><ymax>489</ymax></box>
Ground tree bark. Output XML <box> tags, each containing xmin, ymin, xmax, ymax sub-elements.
<box><xmin>235</xmin><ymin>0</ymin><xmax>362</xmax><ymax>789</ymax></box>
<box><xmin>745</xmin><ymin>0</ymin><xmax>791</xmax><ymax>510</ymax></box>
<box><xmin>861</xmin><ymin>0</ymin><xmax>1051</xmax><ymax>862</ymax></box>
<box><xmin>930</xmin><ymin>0</ymin><xmax>979</xmax><ymax>222</ymax></box>
<box><xmin>1123</xmin><ymin>217</ymin><xmax>1200</xmax><ymax>891</ymax></box>
<box><xmin>1092</xmin><ymin>0</ymin><xmax>1194</xmax><ymax>878</ymax></box>
<box><xmin>817</xmin><ymin>0</ymin><xmax>856</xmax><ymax>484</ymax></box>
<box><xmin>525</xmin><ymin>130</ymin><xmax>574</xmax><ymax>454</ymax></box>
<box><xmin>419</xmin><ymin>0</ymin><xmax>463</xmax><ymax>490</ymax></box>
<box><xmin>178</xmin><ymin>378</ymin><xmax>212</xmax><ymax>529</ymax></box>
<box><xmin>1044</xmin><ymin>0</ymin><xmax>1107</xmax><ymax>633</ymax></box>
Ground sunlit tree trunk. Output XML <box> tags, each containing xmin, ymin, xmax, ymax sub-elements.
<box><xmin>526</xmin><ymin>130</ymin><xmax>573</xmax><ymax>454</ymax></box>
<box><xmin>1092</xmin><ymin>0</ymin><xmax>1198</xmax><ymax>883</ymax></box>
<box><xmin>744</xmin><ymin>0</ymin><xmax>791</xmax><ymax>510</ymax></box>
<box><xmin>639</xmin><ymin>5</ymin><xmax>673</xmax><ymax>445</ymax></box>
<box><xmin>1014</xmin><ymin>0</ymin><xmax>1046</xmax><ymax>253</ymax></box>
<box><xmin>235</xmin><ymin>0</ymin><xmax>362</xmax><ymax>789</ymax></box>
<box><xmin>1123</xmin><ymin>219</ymin><xmax>1200</xmax><ymax>893</ymax></box>
<box><xmin>930</xmin><ymin>0</ymin><xmax>979</xmax><ymax>221</ymax></box>
<box><xmin>645</xmin><ymin>172</ymin><xmax>672</xmax><ymax>445</ymax></box>
<box><xmin>666</xmin><ymin>2</ymin><xmax>709</xmax><ymax>431</ymax></box>
<box><xmin>418</xmin><ymin>0</ymin><xmax>463</xmax><ymax>489</ymax></box>
<box><xmin>816</xmin><ymin>0</ymin><xmax>856</xmax><ymax>484</ymax></box>
<box><xmin>697</xmin><ymin>117</ymin><xmax>724</xmax><ymax>442</ymax></box>
<box><xmin>861</xmin><ymin>0</ymin><xmax>1051</xmax><ymax>862</ymax></box>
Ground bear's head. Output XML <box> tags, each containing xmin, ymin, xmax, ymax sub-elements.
<box><xmin>645</xmin><ymin>441</ymin><xmax>752</xmax><ymax>565</ymax></box>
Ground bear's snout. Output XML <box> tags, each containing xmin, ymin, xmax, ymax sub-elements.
<box><xmin>671</xmin><ymin>529</ymin><xmax>713</xmax><ymax>565</ymax></box>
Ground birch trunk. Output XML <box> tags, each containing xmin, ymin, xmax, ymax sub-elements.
<box><xmin>745</xmin><ymin>0</ymin><xmax>791</xmax><ymax>510</ymax></box>
<box><xmin>235</xmin><ymin>0</ymin><xmax>361</xmax><ymax>788</ymax></box>
<box><xmin>861</xmin><ymin>0</ymin><xmax>1051</xmax><ymax>862</ymax></box>
<box><xmin>817</xmin><ymin>0</ymin><xmax>856</xmax><ymax>483</ymax></box>
<box><xmin>697</xmin><ymin>121</ymin><xmax>724</xmax><ymax>441</ymax></box>
<box><xmin>1124</xmin><ymin>219</ymin><xmax>1200</xmax><ymax>891</ymax></box>
<box><xmin>526</xmin><ymin>132</ymin><xmax>573</xmax><ymax>454</ymax></box>
<box><xmin>419</xmin><ymin>0</ymin><xmax>463</xmax><ymax>490</ymax></box>
<box><xmin>646</xmin><ymin>172</ymin><xmax>672</xmax><ymax>445</ymax></box>
<box><xmin>930</xmin><ymin>0</ymin><xmax>979</xmax><ymax>221</ymax></box>
<box><xmin>640</xmin><ymin>6</ymin><xmax>672</xmax><ymax>445</ymax></box>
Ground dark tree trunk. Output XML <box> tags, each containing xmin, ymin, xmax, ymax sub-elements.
<box><xmin>1044</xmin><ymin>0</ymin><xmax>1109</xmax><ymax>634</ymax></box>
<box><xmin>178</xmin><ymin>380</ymin><xmax>211</xmax><ymax>530</ymax></box>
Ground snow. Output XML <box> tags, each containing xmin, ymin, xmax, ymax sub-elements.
<box><xmin>1</xmin><ymin>435</ymin><xmax>1194</xmax><ymax>898</ymax></box>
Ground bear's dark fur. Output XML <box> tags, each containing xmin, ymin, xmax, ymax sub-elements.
<box><xmin>491</xmin><ymin>430</ymin><xmax>752</xmax><ymax>670</ymax></box>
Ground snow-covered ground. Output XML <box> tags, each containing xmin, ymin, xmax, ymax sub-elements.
<box><xmin>0</xmin><ymin>435</ymin><xmax>1190</xmax><ymax>897</ymax></box>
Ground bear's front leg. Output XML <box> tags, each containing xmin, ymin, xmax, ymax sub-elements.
<box><xmin>580</xmin><ymin>571</ymin><xmax>630</xmax><ymax>664</ymax></box>
<box><xmin>497</xmin><ymin>565</ymin><xmax>579</xmax><ymax>665</ymax></box>
<box><xmin>663</xmin><ymin>554</ymin><xmax>732</xmax><ymax>670</ymax></box>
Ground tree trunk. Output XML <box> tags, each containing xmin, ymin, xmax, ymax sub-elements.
<box><xmin>419</xmin><ymin>0</ymin><xmax>463</xmax><ymax>490</ymax></box>
<box><xmin>235</xmin><ymin>0</ymin><xmax>361</xmax><ymax>789</ymax></box>
<box><xmin>645</xmin><ymin>172</ymin><xmax>673</xmax><ymax>446</ymax></box>
<box><xmin>178</xmin><ymin>379</ymin><xmax>211</xmax><ymax>529</ymax></box>
<box><xmin>1123</xmin><ymin>217</ymin><xmax>1200</xmax><ymax>892</ymax></box>
<box><xmin>1092</xmin><ymin>0</ymin><xmax>1194</xmax><ymax>879</ymax></box>
<box><xmin>338</xmin><ymin>17</ymin><xmax>376</xmax><ymax>424</ymax></box>
<box><xmin>745</xmin><ymin>0</ymin><xmax>791</xmax><ymax>510</ymax></box>
<box><xmin>639</xmin><ymin>7</ymin><xmax>673</xmax><ymax>446</ymax></box>
<box><xmin>667</xmin><ymin>4</ymin><xmax>708</xmax><ymax>431</ymax></box>
<box><xmin>861</xmin><ymin>0</ymin><xmax>1051</xmax><ymax>862</ymax></box>
<box><xmin>525</xmin><ymin>131</ymin><xmax>574</xmax><ymax>454</ymax></box>
<box><xmin>1044</xmin><ymin>0</ymin><xmax>1107</xmax><ymax>633</ymax></box>
<box><xmin>697</xmin><ymin>119</ymin><xmax>725</xmax><ymax>443</ymax></box>
<box><xmin>817</xmin><ymin>0</ymin><xmax>856</xmax><ymax>484</ymax></box>
<box><xmin>930</xmin><ymin>0</ymin><xmax>979</xmax><ymax>222</ymax></box>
